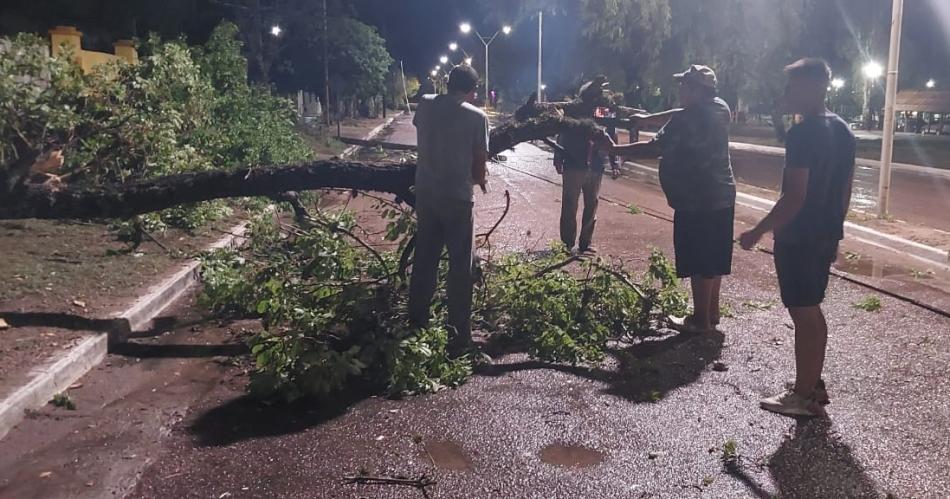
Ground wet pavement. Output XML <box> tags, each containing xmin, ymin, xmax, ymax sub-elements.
<box><xmin>617</xmin><ymin>129</ymin><xmax>950</xmax><ymax>234</ymax></box>
<box><xmin>1</xmin><ymin>117</ymin><xmax>949</xmax><ymax>498</ymax></box>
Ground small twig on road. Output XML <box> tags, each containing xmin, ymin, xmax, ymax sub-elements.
<box><xmin>343</xmin><ymin>474</ymin><xmax>436</xmax><ymax>491</ymax></box>
<box><xmin>531</xmin><ymin>255</ymin><xmax>582</xmax><ymax>279</ymax></box>
<box><xmin>476</xmin><ymin>189</ymin><xmax>511</xmax><ymax>248</ymax></box>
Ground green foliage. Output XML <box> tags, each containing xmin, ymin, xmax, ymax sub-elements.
<box><xmin>388</xmin><ymin>326</ymin><xmax>473</xmax><ymax>396</ymax></box>
<box><xmin>200</xmin><ymin>207</ymin><xmax>688</xmax><ymax>403</ymax></box>
<box><xmin>853</xmin><ymin>295</ymin><xmax>882</xmax><ymax>312</ymax></box>
<box><xmin>50</xmin><ymin>392</ymin><xmax>76</xmax><ymax>410</ymax></box>
<box><xmin>0</xmin><ymin>23</ymin><xmax>311</xmax><ymax>229</ymax></box>
<box><xmin>481</xmin><ymin>247</ymin><xmax>685</xmax><ymax>365</ymax></box>
<box><xmin>324</xmin><ymin>17</ymin><xmax>394</xmax><ymax>100</ymax></box>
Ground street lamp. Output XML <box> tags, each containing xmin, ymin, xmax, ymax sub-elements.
<box><xmin>439</xmin><ymin>55</ymin><xmax>449</xmax><ymax>65</ymax></box>
<box><xmin>862</xmin><ymin>61</ymin><xmax>883</xmax><ymax>79</ymax></box>
<box><xmin>270</xmin><ymin>25</ymin><xmax>282</xmax><ymax>37</ymax></box>
<box><xmin>862</xmin><ymin>61</ymin><xmax>884</xmax><ymax>131</ymax></box>
<box><xmin>464</xmin><ymin>57</ymin><xmax>473</xmax><ymax>66</ymax></box>
<box><xmin>459</xmin><ymin>22</ymin><xmax>512</xmax><ymax>107</ymax></box>
<box><xmin>449</xmin><ymin>42</ymin><xmax>458</xmax><ymax>52</ymax></box>
<box><xmin>831</xmin><ymin>78</ymin><xmax>845</xmax><ymax>90</ymax></box>
<box><xmin>926</xmin><ymin>79</ymin><xmax>936</xmax><ymax>89</ymax></box>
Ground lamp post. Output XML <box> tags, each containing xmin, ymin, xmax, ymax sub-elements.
<box><xmin>537</xmin><ymin>11</ymin><xmax>543</xmax><ymax>102</ymax></box>
<box><xmin>459</xmin><ymin>22</ymin><xmax>512</xmax><ymax>108</ymax></box>
<box><xmin>877</xmin><ymin>0</ymin><xmax>905</xmax><ymax>219</ymax></box>
<box><xmin>926</xmin><ymin>79</ymin><xmax>936</xmax><ymax>89</ymax></box>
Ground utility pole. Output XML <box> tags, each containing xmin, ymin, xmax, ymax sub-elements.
<box><xmin>537</xmin><ymin>11</ymin><xmax>543</xmax><ymax>102</ymax></box>
<box><xmin>878</xmin><ymin>0</ymin><xmax>904</xmax><ymax>218</ymax></box>
<box><xmin>323</xmin><ymin>0</ymin><xmax>331</xmax><ymax>127</ymax></box>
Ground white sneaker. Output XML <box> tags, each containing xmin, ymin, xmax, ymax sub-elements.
<box><xmin>760</xmin><ymin>390</ymin><xmax>826</xmax><ymax>417</ymax></box>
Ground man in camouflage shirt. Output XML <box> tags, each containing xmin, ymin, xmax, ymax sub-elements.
<box><xmin>600</xmin><ymin>65</ymin><xmax>736</xmax><ymax>334</ymax></box>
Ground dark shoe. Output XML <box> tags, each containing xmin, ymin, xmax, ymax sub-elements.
<box><xmin>578</xmin><ymin>246</ymin><xmax>597</xmax><ymax>255</ymax></box>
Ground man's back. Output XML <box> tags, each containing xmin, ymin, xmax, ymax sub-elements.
<box><xmin>655</xmin><ymin>97</ymin><xmax>736</xmax><ymax>212</ymax></box>
<box><xmin>413</xmin><ymin>94</ymin><xmax>490</xmax><ymax>202</ymax></box>
<box><xmin>776</xmin><ymin>112</ymin><xmax>856</xmax><ymax>244</ymax></box>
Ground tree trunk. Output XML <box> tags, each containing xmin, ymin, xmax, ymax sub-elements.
<box><xmin>0</xmin><ymin>113</ymin><xmax>603</xmax><ymax>221</ymax></box>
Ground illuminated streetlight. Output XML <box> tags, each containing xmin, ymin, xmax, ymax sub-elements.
<box><xmin>449</xmin><ymin>42</ymin><xmax>458</xmax><ymax>52</ymax></box>
<box><xmin>831</xmin><ymin>78</ymin><xmax>845</xmax><ymax>90</ymax></box>
<box><xmin>431</xmin><ymin>70</ymin><xmax>438</xmax><ymax>77</ymax></box>
<box><xmin>464</xmin><ymin>57</ymin><xmax>473</xmax><ymax>66</ymax></box>
<box><xmin>435</xmin><ymin>65</ymin><xmax>440</xmax><ymax>71</ymax></box>
<box><xmin>459</xmin><ymin>23</ymin><xmax>513</xmax><ymax>107</ymax></box>
<box><xmin>270</xmin><ymin>25</ymin><xmax>282</xmax><ymax>37</ymax></box>
<box><xmin>540</xmin><ymin>84</ymin><xmax>547</xmax><ymax>90</ymax></box>
<box><xmin>926</xmin><ymin>79</ymin><xmax>936</xmax><ymax>89</ymax></box>
<box><xmin>439</xmin><ymin>55</ymin><xmax>449</xmax><ymax>65</ymax></box>
<box><xmin>863</xmin><ymin>61</ymin><xmax>883</xmax><ymax>79</ymax></box>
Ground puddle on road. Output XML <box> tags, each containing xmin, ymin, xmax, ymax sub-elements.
<box><xmin>539</xmin><ymin>444</ymin><xmax>604</xmax><ymax>468</ymax></box>
<box><xmin>834</xmin><ymin>256</ymin><xmax>906</xmax><ymax>279</ymax></box>
<box><xmin>424</xmin><ymin>440</ymin><xmax>473</xmax><ymax>471</ymax></box>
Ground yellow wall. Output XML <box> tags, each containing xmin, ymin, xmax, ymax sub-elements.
<box><xmin>48</xmin><ymin>26</ymin><xmax>137</xmax><ymax>73</ymax></box>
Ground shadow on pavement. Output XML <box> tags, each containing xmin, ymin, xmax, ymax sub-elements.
<box><xmin>111</xmin><ymin>341</ymin><xmax>248</xmax><ymax>358</ymax></box>
<box><xmin>768</xmin><ymin>419</ymin><xmax>882</xmax><ymax>498</ymax></box>
<box><xmin>729</xmin><ymin>419</ymin><xmax>883</xmax><ymax>499</ymax></box>
<box><xmin>187</xmin><ymin>388</ymin><xmax>371</xmax><ymax>447</ymax></box>
<box><xmin>478</xmin><ymin>329</ymin><xmax>724</xmax><ymax>403</ymax></box>
<box><xmin>186</xmin><ymin>329</ymin><xmax>722</xmax><ymax>448</ymax></box>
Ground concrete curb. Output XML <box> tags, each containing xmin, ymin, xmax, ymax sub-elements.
<box><xmin>341</xmin><ymin>112</ymin><xmax>402</xmax><ymax>159</ymax></box>
<box><xmin>0</xmin><ymin>222</ymin><xmax>248</xmax><ymax>442</ymax></box>
<box><xmin>116</xmin><ymin>222</ymin><xmax>248</xmax><ymax>340</ymax></box>
<box><xmin>0</xmin><ymin>334</ymin><xmax>107</xmax><ymax>441</ymax></box>
<box><xmin>623</xmin><ymin>160</ymin><xmax>950</xmax><ymax>271</ymax></box>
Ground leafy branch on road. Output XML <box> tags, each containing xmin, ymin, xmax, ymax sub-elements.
<box><xmin>199</xmin><ymin>204</ymin><xmax>687</xmax><ymax>402</ymax></box>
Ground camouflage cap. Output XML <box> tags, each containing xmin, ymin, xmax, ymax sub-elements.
<box><xmin>674</xmin><ymin>65</ymin><xmax>718</xmax><ymax>89</ymax></box>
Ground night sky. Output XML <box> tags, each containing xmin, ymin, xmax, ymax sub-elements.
<box><xmin>2</xmin><ymin>0</ymin><xmax>949</xmax><ymax>101</ymax></box>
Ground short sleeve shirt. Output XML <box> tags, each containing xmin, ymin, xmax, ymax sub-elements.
<box><xmin>652</xmin><ymin>97</ymin><xmax>736</xmax><ymax>212</ymax></box>
<box><xmin>775</xmin><ymin>112</ymin><xmax>856</xmax><ymax>244</ymax></box>
<box><xmin>413</xmin><ymin>94</ymin><xmax>490</xmax><ymax>202</ymax></box>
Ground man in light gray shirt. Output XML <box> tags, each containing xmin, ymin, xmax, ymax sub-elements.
<box><xmin>409</xmin><ymin>65</ymin><xmax>490</xmax><ymax>352</ymax></box>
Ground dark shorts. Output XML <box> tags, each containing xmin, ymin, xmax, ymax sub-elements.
<box><xmin>673</xmin><ymin>207</ymin><xmax>734</xmax><ymax>279</ymax></box>
<box><xmin>774</xmin><ymin>240</ymin><xmax>839</xmax><ymax>308</ymax></box>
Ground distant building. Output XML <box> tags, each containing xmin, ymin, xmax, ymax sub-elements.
<box><xmin>895</xmin><ymin>89</ymin><xmax>950</xmax><ymax>135</ymax></box>
<box><xmin>48</xmin><ymin>26</ymin><xmax>137</xmax><ymax>73</ymax></box>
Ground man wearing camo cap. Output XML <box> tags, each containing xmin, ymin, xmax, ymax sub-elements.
<box><xmin>600</xmin><ymin>64</ymin><xmax>736</xmax><ymax>334</ymax></box>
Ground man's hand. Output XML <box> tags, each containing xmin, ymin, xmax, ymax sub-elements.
<box><xmin>739</xmin><ymin>229</ymin><xmax>764</xmax><ymax>250</ymax></box>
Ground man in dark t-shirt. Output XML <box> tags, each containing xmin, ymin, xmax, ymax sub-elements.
<box><xmin>740</xmin><ymin>58</ymin><xmax>856</xmax><ymax>417</ymax></box>
<box><xmin>601</xmin><ymin>65</ymin><xmax>736</xmax><ymax>334</ymax></box>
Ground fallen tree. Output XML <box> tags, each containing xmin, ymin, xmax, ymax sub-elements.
<box><xmin>0</xmin><ymin>112</ymin><xmax>606</xmax><ymax>220</ymax></box>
